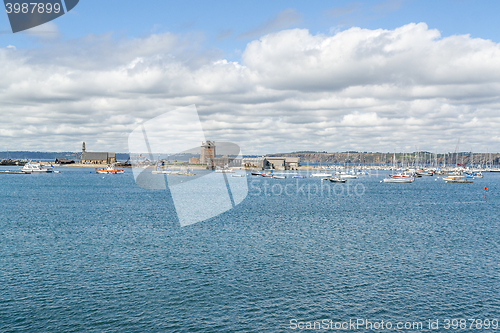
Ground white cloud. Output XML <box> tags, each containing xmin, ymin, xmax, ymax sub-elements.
<box><xmin>1</xmin><ymin>23</ymin><xmax>500</xmax><ymax>154</ymax></box>
<box><xmin>24</xmin><ymin>21</ymin><xmax>61</xmax><ymax>40</ymax></box>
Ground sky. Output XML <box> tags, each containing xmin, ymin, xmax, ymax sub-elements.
<box><xmin>1</xmin><ymin>0</ymin><xmax>500</xmax><ymax>154</ymax></box>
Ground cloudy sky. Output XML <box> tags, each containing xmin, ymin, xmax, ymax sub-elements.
<box><xmin>1</xmin><ymin>0</ymin><xmax>500</xmax><ymax>154</ymax></box>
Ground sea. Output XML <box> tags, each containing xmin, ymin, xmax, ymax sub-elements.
<box><xmin>1</xmin><ymin>166</ymin><xmax>499</xmax><ymax>332</ymax></box>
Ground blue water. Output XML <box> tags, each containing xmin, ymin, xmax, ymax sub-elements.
<box><xmin>1</xmin><ymin>167</ymin><xmax>499</xmax><ymax>332</ymax></box>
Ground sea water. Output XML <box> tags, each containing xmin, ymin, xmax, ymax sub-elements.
<box><xmin>1</xmin><ymin>167</ymin><xmax>499</xmax><ymax>332</ymax></box>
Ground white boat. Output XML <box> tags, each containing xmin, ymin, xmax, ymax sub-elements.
<box><xmin>338</xmin><ymin>174</ymin><xmax>358</xmax><ymax>179</ymax></box>
<box><xmin>388</xmin><ymin>172</ymin><xmax>414</xmax><ymax>179</ymax></box>
<box><xmin>0</xmin><ymin>170</ymin><xmax>30</xmax><ymax>174</ymax></box>
<box><xmin>442</xmin><ymin>176</ymin><xmax>473</xmax><ymax>183</ymax></box>
<box><xmin>215</xmin><ymin>169</ymin><xmax>234</xmax><ymax>173</ymax></box>
<box><xmin>231</xmin><ymin>174</ymin><xmax>246</xmax><ymax>177</ymax></box>
<box><xmin>22</xmin><ymin>162</ymin><xmax>53</xmax><ymax>173</ymax></box>
<box><xmin>383</xmin><ymin>177</ymin><xmax>414</xmax><ymax>183</ymax></box>
<box><xmin>175</xmin><ymin>166</ymin><xmax>195</xmax><ymax>176</ymax></box>
<box><xmin>152</xmin><ymin>170</ymin><xmax>179</xmax><ymax>175</ymax></box>
<box><xmin>273</xmin><ymin>175</ymin><xmax>286</xmax><ymax>179</ymax></box>
<box><xmin>416</xmin><ymin>170</ymin><xmax>433</xmax><ymax>176</ymax></box>
<box><xmin>329</xmin><ymin>178</ymin><xmax>347</xmax><ymax>183</ymax></box>
<box><xmin>311</xmin><ymin>173</ymin><xmax>332</xmax><ymax>177</ymax></box>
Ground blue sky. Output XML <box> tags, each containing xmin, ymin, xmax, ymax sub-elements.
<box><xmin>1</xmin><ymin>0</ymin><xmax>500</xmax><ymax>154</ymax></box>
<box><xmin>2</xmin><ymin>0</ymin><xmax>500</xmax><ymax>57</ymax></box>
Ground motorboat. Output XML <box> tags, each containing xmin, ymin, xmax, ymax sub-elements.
<box><xmin>338</xmin><ymin>174</ymin><xmax>358</xmax><ymax>179</ymax></box>
<box><xmin>311</xmin><ymin>173</ymin><xmax>332</xmax><ymax>177</ymax></box>
<box><xmin>388</xmin><ymin>172</ymin><xmax>414</xmax><ymax>179</ymax></box>
<box><xmin>261</xmin><ymin>173</ymin><xmax>274</xmax><ymax>177</ymax></box>
<box><xmin>273</xmin><ymin>175</ymin><xmax>286</xmax><ymax>179</ymax></box>
<box><xmin>231</xmin><ymin>174</ymin><xmax>246</xmax><ymax>177</ymax></box>
<box><xmin>464</xmin><ymin>172</ymin><xmax>482</xmax><ymax>178</ymax></box>
<box><xmin>329</xmin><ymin>178</ymin><xmax>347</xmax><ymax>183</ymax></box>
<box><xmin>152</xmin><ymin>169</ymin><xmax>179</xmax><ymax>175</ymax></box>
<box><xmin>251</xmin><ymin>172</ymin><xmax>262</xmax><ymax>176</ymax></box>
<box><xmin>383</xmin><ymin>177</ymin><xmax>414</xmax><ymax>183</ymax></box>
<box><xmin>292</xmin><ymin>175</ymin><xmax>304</xmax><ymax>179</ymax></box>
<box><xmin>442</xmin><ymin>176</ymin><xmax>473</xmax><ymax>183</ymax></box>
<box><xmin>95</xmin><ymin>164</ymin><xmax>124</xmax><ymax>174</ymax></box>
<box><xmin>215</xmin><ymin>169</ymin><xmax>234</xmax><ymax>173</ymax></box>
<box><xmin>22</xmin><ymin>161</ymin><xmax>53</xmax><ymax>173</ymax></box>
<box><xmin>416</xmin><ymin>170</ymin><xmax>433</xmax><ymax>176</ymax></box>
<box><xmin>0</xmin><ymin>170</ymin><xmax>30</xmax><ymax>174</ymax></box>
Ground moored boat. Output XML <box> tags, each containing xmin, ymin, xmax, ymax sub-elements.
<box><xmin>152</xmin><ymin>169</ymin><xmax>179</xmax><ymax>175</ymax></box>
<box><xmin>215</xmin><ymin>169</ymin><xmax>234</xmax><ymax>173</ymax></box>
<box><xmin>442</xmin><ymin>175</ymin><xmax>473</xmax><ymax>183</ymax></box>
<box><xmin>329</xmin><ymin>178</ymin><xmax>347</xmax><ymax>183</ymax></box>
<box><xmin>383</xmin><ymin>177</ymin><xmax>414</xmax><ymax>183</ymax></box>
<box><xmin>311</xmin><ymin>173</ymin><xmax>332</xmax><ymax>177</ymax></box>
<box><xmin>416</xmin><ymin>170</ymin><xmax>433</xmax><ymax>176</ymax></box>
<box><xmin>22</xmin><ymin>161</ymin><xmax>53</xmax><ymax>173</ymax></box>
<box><xmin>0</xmin><ymin>170</ymin><xmax>30</xmax><ymax>174</ymax></box>
<box><xmin>338</xmin><ymin>174</ymin><xmax>358</xmax><ymax>179</ymax></box>
<box><xmin>95</xmin><ymin>164</ymin><xmax>124</xmax><ymax>174</ymax></box>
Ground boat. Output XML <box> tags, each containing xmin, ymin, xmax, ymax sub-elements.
<box><xmin>388</xmin><ymin>172</ymin><xmax>414</xmax><ymax>179</ymax></box>
<box><xmin>292</xmin><ymin>175</ymin><xmax>304</xmax><ymax>179</ymax></box>
<box><xmin>464</xmin><ymin>171</ymin><xmax>482</xmax><ymax>178</ymax></box>
<box><xmin>0</xmin><ymin>170</ymin><xmax>30</xmax><ymax>174</ymax></box>
<box><xmin>383</xmin><ymin>177</ymin><xmax>414</xmax><ymax>183</ymax></box>
<box><xmin>338</xmin><ymin>174</ymin><xmax>358</xmax><ymax>179</ymax></box>
<box><xmin>442</xmin><ymin>176</ymin><xmax>473</xmax><ymax>183</ymax></box>
<box><xmin>176</xmin><ymin>166</ymin><xmax>195</xmax><ymax>176</ymax></box>
<box><xmin>152</xmin><ymin>168</ymin><xmax>179</xmax><ymax>175</ymax></box>
<box><xmin>231</xmin><ymin>174</ymin><xmax>246</xmax><ymax>177</ymax></box>
<box><xmin>152</xmin><ymin>170</ymin><xmax>179</xmax><ymax>175</ymax></box>
<box><xmin>22</xmin><ymin>161</ymin><xmax>53</xmax><ymax>173</ymax></box>
<box><xmin>251</xmin><ymin>172</ymin><xmax>262</xmax><ymax>176</ymax></box>
<box><xmin>273</xmin><ymin>175</ymin><xmax>286</xmax><ymax>179</ymax></box>
<box><xmin>95</xmin><ymin>164</ymin><xmax>124</xmax><ymax>174</ymax></box>
<box><xmin>329</xmin><ymin>178</ymin><xmax>346</xmax><ymax>183</ymax></box>
<box><xmin>416</xmin><ymin>170</ymin><xmax>433</xmax><ymax>176</ymax></box>
<box><xmin>215</xmin><ymin>169</ymin><xmax>234</xmax><ymax>173</ymax></box>
<box><xmin>311</xmin><ymin>173</ymin><xmax>332</xmax><ymax>177</ymax></box>
<box><xmin>261</xmin><ymin>173</ymin><xmax>274</xmax><ymax>177</ymax></box>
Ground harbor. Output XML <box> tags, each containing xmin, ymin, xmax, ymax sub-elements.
<box><xmin>2</xmin><ymin>158</ymin><xmax>499</xmax><ymax>331</ymax></box>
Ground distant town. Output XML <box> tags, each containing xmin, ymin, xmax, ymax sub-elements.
<box><xmin>1</xmin><ymin>140</ymin><xmax>499</xmax><ymax>169</ymax></box>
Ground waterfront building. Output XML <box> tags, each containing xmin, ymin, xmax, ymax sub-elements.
<box><xmin>242</xmin><ymin>156</ymin><xmax>300</xmax><ymax>170</ymax></box>
<box><xmin>80</xmin><ymin>142</ymin><xmax>117</xmax><ymax>165</ymax></box>
<box><xmin>189</xmin><ymin>157</ymin><xmax>200</xmax><ymax>164</ymax></box>
<box><xmin>264</xmin><ymin>157</ymin><xmax>300</xmax><ymax>170</ymax></box>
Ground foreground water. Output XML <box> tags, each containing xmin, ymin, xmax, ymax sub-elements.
<box><xmin>1</xmin><ymin>167</ymin><xmax>499</xmax><ymax>332</ymax></box>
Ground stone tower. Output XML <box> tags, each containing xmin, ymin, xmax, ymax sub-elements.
<box><xmin>200</xmin><ymin>141</ymin><xmax>216</xmax><ymax>165</ymax></box>
<box><xmin>82</xmin><ymin>142</ymin><xmax>86</xmax><ymax>153</ymax></box>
